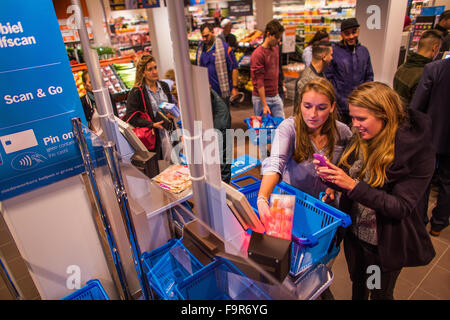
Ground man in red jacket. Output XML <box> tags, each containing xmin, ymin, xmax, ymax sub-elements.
<box><xmin>250</xmin><ymin>20</ymin><xmax>285</xmax><ymax>118</ymax></box>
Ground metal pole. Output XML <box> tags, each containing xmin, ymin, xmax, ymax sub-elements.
<box><xmin>0</xmin><ymin>255</ymin><xmax>22</xmax><ymax>300</ymax></box>
<box><xmin>72</xmin><ymin>117</ymin><xmax>132</xmax><ymax>300</ymax></box>
<box><xmin>70</xmin><ymin>0</ymin><xmax>118</xmax><ymax>145</ymax></box>
<box><xmin>103</xmin><ymin>142</ymin><xmax>151</xmax><ymax>300</ymax></box>
<box><xmin>167</xmin><ymin>0</ymin><xmax>211</xmax><ymax>228</ymax></box>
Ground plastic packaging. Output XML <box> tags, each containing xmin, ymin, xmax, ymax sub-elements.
<box><xmin>264</xmin><ymin>194</ymin><xmax>295</xmax><ymax>240</ymax></box>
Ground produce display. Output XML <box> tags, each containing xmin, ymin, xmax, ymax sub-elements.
<box><xmin>238</xmin><ymin>30</ymin><xmax>263</xmax><ymax>46</ymax></box>
<box><xmin>73</xmin><ymin>71</ymin><xmax>86</xmax><ymax>97</ymax></box>
<box><xmin>72</xmin><ymin>64</ymin><xmax>129</xmax><ymax>97</ymax></box>
<box><xmin>113</xmin><ymin>63</ymin><xmax>136</xmax><ymax>89</ymax></box>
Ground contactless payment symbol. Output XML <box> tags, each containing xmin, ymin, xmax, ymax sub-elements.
<box><xmin>0</xmin><ymin>129</ymin><xmax>38</xmax><ymax>154</ymax></box>
<box><xmin>11</xmin><ymin>152</ymin><xmax>47</xmax><ymax>171</ymax></box>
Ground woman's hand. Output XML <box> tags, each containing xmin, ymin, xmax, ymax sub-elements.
<box><xmin>152</xmin><ymin>120</ymin><xmax>164</xmax><ymax>129</ymax></box>
<box><xmin>257</xmin><ymin>196</ymin><xmax>270</xmax><ymax>231</ymax></box>
<box><xmin>313</xmin><ymin>157</ymin><xmax>358</xmax><ymax>192</ymax></box>
<box><xmin>321</xmin><ymin>187</ymin><xmax>336</xmax><ymax>203</ymax></box>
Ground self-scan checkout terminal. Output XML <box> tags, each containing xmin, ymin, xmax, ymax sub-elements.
<box><xmin>180</xmin><ymin>180</ymin><xmax>292</xmax><ymax>283</ymax></box>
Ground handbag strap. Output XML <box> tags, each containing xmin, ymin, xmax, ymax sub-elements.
<box><xmin>126</xmin><ymin>86</ymin><xmax>151</xmax><ymax>124</ymax></box>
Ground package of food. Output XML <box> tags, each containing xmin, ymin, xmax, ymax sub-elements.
<box><xmin>265</xmin><ymin>194</ymin><xmax>295</xmax><ymax>240</ymax></box>
<box><xmin>152</xmin><ymin>164</ymin><xmax>191</xmax><ymax>194</ymax></box>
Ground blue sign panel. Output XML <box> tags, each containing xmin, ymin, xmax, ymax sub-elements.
<box><xmin>143</xmin><ymin>0</ymin><xmax>161</xmax><ymax>8</ymax></box>
<box><xmin>421</xmin><ymin>6</ymin><xmax>445</xmax><ymax>16</ymax></box>
<box><xmin>231</xmin><ymin>155</ymin><xmax>261</xmax><ymax>178</ymax></box>
<box><xmin>0</xmin><ymin>0</ymin><xmax>91</xmax><ymax>200</ymax></box>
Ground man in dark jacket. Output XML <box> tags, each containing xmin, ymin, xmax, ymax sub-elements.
<box><xmin>410</xmin><ymin>58</ymin><xmax>450</xmax><ymax>237</ymax></box>
<box><xmin>324</xmin><ymin>18</ymin><xmax>374</xmax><ymax>124</ymax></box>
<box><xmin>435</xmin><ymin>10</ymin><xmax>450</xmax><ymax>58</ymax></box>
<box><xmin>393</xmin><ymin>30</ymin><xmax>443</xmax><ymax>105</ymax></box>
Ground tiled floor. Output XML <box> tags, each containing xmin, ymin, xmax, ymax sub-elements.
<box><xmin>229</xmin><ymin>95</ymin><xmax>450</xmax><ymax>300</ymax></box>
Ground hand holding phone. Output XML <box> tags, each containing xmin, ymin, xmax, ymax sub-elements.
<box><xmin>313</xmin><ymin>153</ymin><xmax>330</xmax><ymax>168</ymax></box>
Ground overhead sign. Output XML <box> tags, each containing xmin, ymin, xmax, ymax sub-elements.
<box><xmin>0</xmin><ymin>0</ymin><xmax>92</xmax><ymax>200</ymax></box>
<box><xmin>143</xmin><ymin>0</ymin><xmax>161</xmax><ymax>8</ymax></box>
<box><xmin>229</xmin><ymin>0</ymin><xmax>253</xmax><ymax>17</ymax></box>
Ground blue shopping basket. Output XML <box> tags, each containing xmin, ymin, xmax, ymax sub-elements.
<box><xmin>62</xmin><ymin>279</ymin><xmax>110</xmax><ymax>300</ymax></box>
<box><xmin>142</xmin><ymin>238</ymin><xmax>204</xmax><ymax>300</ymax></box>
<box><xmin>231</xmin><ymin>175</ymin><xmax>351</xmax><ymax>276</ymax></box>
<box><xmin>244</xmin><ymin>114</ymin><xmax>283</xmax><ymax>146</ymax></box>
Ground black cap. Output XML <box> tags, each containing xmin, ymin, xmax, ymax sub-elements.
<box><xmin>341</xmin><ymin>18</ymin><xmax>360</xmax><ymax>32</ymax></box>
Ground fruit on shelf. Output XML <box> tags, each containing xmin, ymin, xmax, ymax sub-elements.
<box><xmin>73</xmin><ymin>71</ymin><xmax>86</xmax><ymax>97</ymax></box>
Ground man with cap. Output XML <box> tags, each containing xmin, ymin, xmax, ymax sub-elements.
<box><xmin>324</xmin><ymin>18</ymin><xmax>374</xmax><ymax>125</ymax></box>
<box><xmin>218</xmin><ymin>18</ymin><xmax>238</xmax><ymax>52</ymax></box>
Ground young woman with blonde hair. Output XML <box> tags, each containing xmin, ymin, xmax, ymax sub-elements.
<box><xmin>257</xmin><ymin>77</ymin><xmax>352</xmax><ymax>218</ymax></box>
<box><xmin>316</xmin><ymin>82</ymin><xmax>436</xmax><ymax>300</ymax></box>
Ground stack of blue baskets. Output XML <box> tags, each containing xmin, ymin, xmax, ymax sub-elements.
<box><xmin>142</xmin><ymin>239</ymin><xmax>272</xmax><ymax>300</ymax></box>
<box><xmin>231</xmin><ymin>175</ymin><xmax>351</xmax><ymax>277</ymax></box>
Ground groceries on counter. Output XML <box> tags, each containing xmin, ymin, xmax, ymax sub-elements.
<box><xmin>153</xmin><ymin>164</ymin><xmax>192</xmax><ymax>194</ymax></box>
<box><xmin>263</xmin><ymin>194</ymin><xmax>295</xmax><ymax>240</ymax></box>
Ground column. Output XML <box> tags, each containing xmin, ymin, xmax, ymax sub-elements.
<box><xmin>254</xmin><ymin>0</ymin><xmax>273</xmax><ymax>31</ymax></box>
<box><xmin>147</xmin><ymin>6</ymin><xmax>175</xmax><ymax>76</ymax></box>
<box><xmin>355</xmin><ymin>0</ymin><xmax>408</xmax><ymax>86</ymax></box>
<box><xmin>85</xmin><ymin>0</ymin><xmax>111</xmax><ymax>46</ymax></box>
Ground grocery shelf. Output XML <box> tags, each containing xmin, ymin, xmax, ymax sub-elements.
<box><xmin>70</xmin><ymin>55</ymin><xmax>135</xmax><ymax>72</ymax></box>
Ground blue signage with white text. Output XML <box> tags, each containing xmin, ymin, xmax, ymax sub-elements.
<box><xmin>0</xmin><ymin>0</ymin><xmax>91</xmax><ymax>200</ymax></box>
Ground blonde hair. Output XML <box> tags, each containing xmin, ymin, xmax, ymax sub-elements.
<box><xmin>339</xmin><ymin>82</ymin><xmax>406</xmax><ymax>187</ymax></box>
<box><xmin>134</xmin><ymin>54</ymin><xmax>156</xmax><ymax>87</ymax></box>
<box><xmin>293</xmin><ymin>77</ymin><xmax>339</xmax><ymax>163</ymax></box>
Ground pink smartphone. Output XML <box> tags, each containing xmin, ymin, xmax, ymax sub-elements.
<box><xmin>313</xmin><ymin>153</ymin><xmax>330</xmax><ymax>168</ymax></box>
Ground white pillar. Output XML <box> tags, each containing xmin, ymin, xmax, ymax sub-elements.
<box><xmin>147</xmin><ymin>6</ymin><xmax>175</xmax><ymax>77</ymax></box>
<box><xmin>85</xmin><ymin>0</ymin><xmax>111</xmax><ymax>46</ymax></box>
<box><xmin>254</xmin><ymin>0</ymin><xmax>273</xmax><ymax>31</ymax></box>
<box><xmin>356</xmin><ymin>0</ymin><xmax>408</xmax><ymax>86</ymax></box>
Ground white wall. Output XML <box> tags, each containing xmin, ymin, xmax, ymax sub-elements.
<box><xmin>85</xmin><ymin>0</ymin><xmax>111</xmax><ymax>46</ymax></box>
<box><xmin>147</xmin><ymin>6</ymin><xmax>175</xmax><ymax>76</ymax></box>
<box><xmin>1</xmin><ymin>175</ymin><xmax>120</xmax><ymax>300</ymax></box>
<box><xmin>254</xmin><ymin>0</ymin><xmax>273</xmax><ymax>31</ymax></box>
<box><xmin>356</xmin><ymin>0</ymin><xmax>408</xmax><ymax>86</ymax></box>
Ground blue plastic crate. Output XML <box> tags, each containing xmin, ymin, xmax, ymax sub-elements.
<box><xmin>62</xmin><ymin>279</ymin><xmax>110</xmax><ymax>300</ymax></box>
<box><xmin>142</xmin><ymin>238</ymin><xmax>204</xmax><ymax>300</ymax></box>
<box><xmin>244</xmin><ymin>115</ymin><xmax>283</xmax><ymax>146</ymax></box>
<box><xmin>174</xmin><ymin>257</ymin><xmax>272</xmax><ymax>300</ymax></box>
<box><xmin>231</xmin><ymin>175</ymin><xmax>351</xmax><ymax>277</ymax></box>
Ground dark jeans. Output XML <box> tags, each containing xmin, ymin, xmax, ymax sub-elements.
<box><xmin>219</xmin><ymin>128</ymin><xmax>232</xmax><ymax>184</ymax></box>
<box><xmin>343</xmin><ymin>232</ymin><xmax>401</xmax><ymax>300</ymax></box>
<box><xmin>430</xmin><ymin>153</ymin><xmax>450</xmax><ymax>232</ymax></box>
